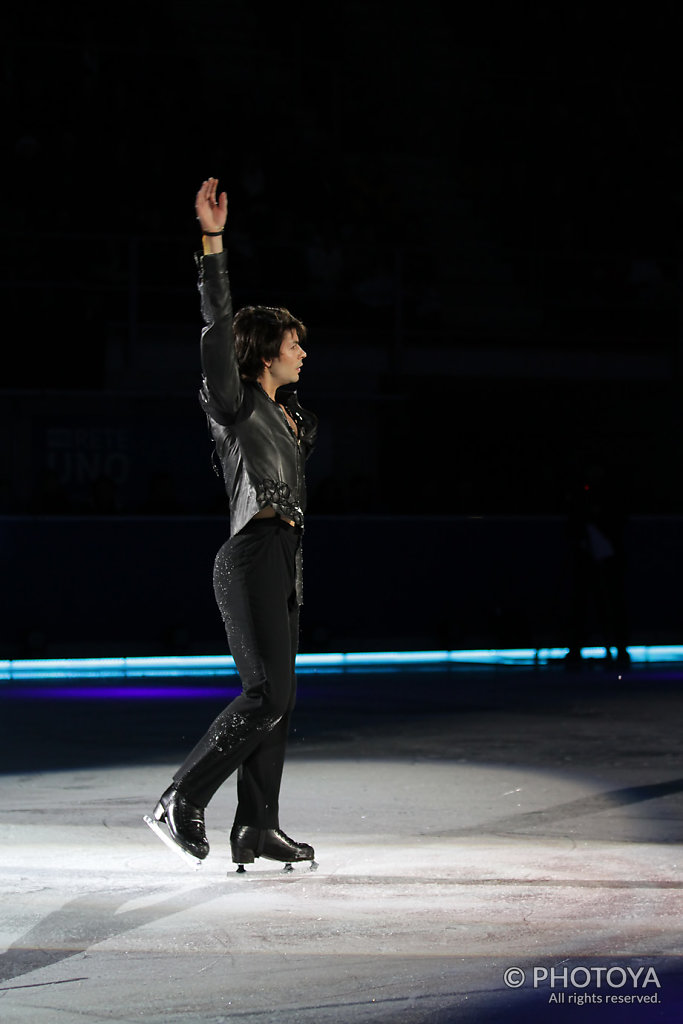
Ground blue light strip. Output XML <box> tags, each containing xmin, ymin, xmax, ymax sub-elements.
<box><xmin>1</xmin><ymin>646</ymin><xmax>683</xmax><ymax>682</ymax></box>
<box><xmin>0</xmin><ymin>655</ymin><xmax>237</xmax><ymax>680</ymax></box>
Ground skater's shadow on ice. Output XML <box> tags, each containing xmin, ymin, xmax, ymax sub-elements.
<box><xmin>0</xmin><ymin>884</ymin><xmax>222</xmax><ymax>987</ymax></box>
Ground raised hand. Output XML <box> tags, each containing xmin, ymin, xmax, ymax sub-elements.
<box><xmin>195</xmin><ymin>177</ymin><xmax>228</xmax><ymax>234</ymax></box>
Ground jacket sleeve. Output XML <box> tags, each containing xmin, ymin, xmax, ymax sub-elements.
<box><xmin>286</xmin><ymin>392</ymin><xmax>318</xmax><ymax>460</ymax></box>
<box><xmin>196</xmin><ymin>250</ymin><xmax>243</xmax><ymax>424</ymax></box>
<box><xmin>301</xmin><ymin>410</ymin><xmax>318</xmax><ymax>460</ymax></box>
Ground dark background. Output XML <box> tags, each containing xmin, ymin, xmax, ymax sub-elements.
<box><xmin>2</xmin><ymin>1</ymin><xmax>682</xmax><ymax>656</ymax></box>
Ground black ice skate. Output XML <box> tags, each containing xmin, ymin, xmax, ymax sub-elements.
<box><xmin>230</xmin><ymin>825</ymin><xmax>318</xmax><ymax>874</ymax></box>
<box><xmin>143</xmin><ymin>785</ymin><xmax>209</xmax><ymax>869</ymax></box>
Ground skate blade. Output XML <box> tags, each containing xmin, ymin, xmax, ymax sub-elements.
<box><xmin>232</xmin><ymin>859</ymin><xmax>319</xmax><ymax>877</ymax></box>
<box><xmin>143</xmin><ymin>815</ymin><xmax>203</xmax><ymax>870</ymax></box>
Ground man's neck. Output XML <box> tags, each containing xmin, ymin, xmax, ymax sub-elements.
<box><xmin>257</xmin><ymin>373</ymin><xmax>278</xmax><ymax>402</ymax></box>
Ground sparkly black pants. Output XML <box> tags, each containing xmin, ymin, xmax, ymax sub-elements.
<box><xmin>173</xmin><ymin>518</ymin><xmax>300</xmax><ymax>829</ymax></box>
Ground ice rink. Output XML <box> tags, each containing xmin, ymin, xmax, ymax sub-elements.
<box><xmin>1</xmin><ymin>662</ymin><xmax>682</xmax><ymax>1022</ymax></box>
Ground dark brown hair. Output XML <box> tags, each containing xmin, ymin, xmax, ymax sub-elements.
<box><xmin>233</xmin><ymin>305</ymin><xmax>307</xmax><ymax>380</ymax></box>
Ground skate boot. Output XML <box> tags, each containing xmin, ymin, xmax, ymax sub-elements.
<box><xmin>143</xmin><ymin>785</ymin><xmax>209</xmax><ymax>866</ymax></box>
<box><xmin>230</xmin><ymin>825</ymin><xmax>317</xmax><ymax>873</ymax></box>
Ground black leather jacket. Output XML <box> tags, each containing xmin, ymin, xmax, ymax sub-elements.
<box><xmin>196</xmin><ymin>250</ymin><xmax>317</xmax><ymax>601</ymax></box>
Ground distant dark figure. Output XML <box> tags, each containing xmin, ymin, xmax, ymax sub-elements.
<box><xmin>565</xmin><ymin>463</ymin><xmax>630</xmax><ymax>668</ymax></box>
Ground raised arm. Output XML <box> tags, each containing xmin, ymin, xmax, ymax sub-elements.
<box><xmin>195</xmin><ymin>178</ymin><xmax>243</xmax><ymax>422</ymax></box>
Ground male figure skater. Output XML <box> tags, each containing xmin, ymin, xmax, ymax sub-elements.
<box><xmin>145</xmin><ymin>178</ymin><xmax>318</xmax><ymax>871</ymax></box>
